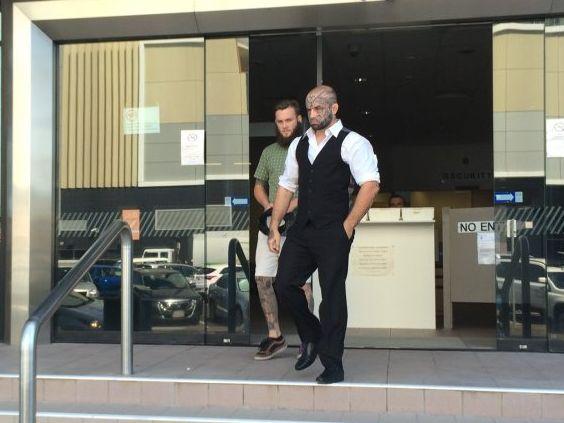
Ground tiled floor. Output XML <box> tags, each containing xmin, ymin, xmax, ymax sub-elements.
<box><xmin>1</xmin><ymin>343</ymin><xmax>564</xmax><ymax>391</ymax></box>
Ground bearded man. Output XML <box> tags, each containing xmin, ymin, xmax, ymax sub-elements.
<box><xmin>253</xmin><ymin>99</ymin><xmax>313</xmax><ymax>360</ymax></box>
<box><xmin>269</xmin><ymin>86</ymin><xmax>380</xmax><ymax>384</ymax></box>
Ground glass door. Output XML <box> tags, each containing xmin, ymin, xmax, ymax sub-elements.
<box><xmin>203</xmin><ymin>37</ymin><xmax>251</xmax><ymax>345</ymax></box>
<box><xmin>493</xmin><ymin>21</ymin><xmax>548</xmax><ymax>351</ymax></box>
<box><xmin>54</xmin><ymin>38</ymin><xmax>208</xmax><ymax>344</ymax></box>
<box><xmin>545</xmin><ymin>18</ymin><xmax>564</xmax><ymax>352</ymax></box>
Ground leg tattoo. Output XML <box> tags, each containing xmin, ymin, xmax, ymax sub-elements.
<box><xmin>302</xmin><ymin>283</ymin><xmax>314</xmax><ymax>313</ymax></box>
<box><xmin>256</xmin><ymin>276</ymin><xmax>281</xmax><ymax>337</ymax></box>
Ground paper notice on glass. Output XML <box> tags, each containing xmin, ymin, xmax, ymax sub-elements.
<box><xmin>181</xmin><ymin>130</ymin><xmax>205</xmax><ymax>166</ymax></box>
<box><xmin>123</xmin><ymin>106</ymin><xmax>160</xmax><ymax>134</ymax></box>
<box><xmin>547</xmin><ymin>119</ymin><xmax>564</xmax><ymax>157</ymax></box>
<box><xmin>477</xmin><ymin>232</ymin><xmax>495</xmax><ymax>265</ymax></box>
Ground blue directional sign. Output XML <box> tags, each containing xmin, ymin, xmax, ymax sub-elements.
<box><xmin>232</xmin><ymin>197</ymin><xmax>249</xmax><ymax>206</ymax></box>
<box><xmin>494</xmin><ymin>191</ymin><xmax>523</xmax><ymax>204</ymax></box>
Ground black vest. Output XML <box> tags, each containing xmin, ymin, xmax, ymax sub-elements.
<box><xmin>295</xmin><ymin>128</ymin><xmax>352</xmax><ymax>229</ymax></box>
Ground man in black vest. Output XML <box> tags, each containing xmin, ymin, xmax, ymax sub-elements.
<box><xmin>268</xmin><ymin>85</ymin><xmax>380</xmax><ymax>384</ymax></box>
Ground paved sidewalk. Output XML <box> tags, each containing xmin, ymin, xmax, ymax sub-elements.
<box><xmin>1</xmin><ymin>343</ymin><xmax>564</xmax><ymax>391</ymax></box>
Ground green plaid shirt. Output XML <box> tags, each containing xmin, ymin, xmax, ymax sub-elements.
<box><xmin>254</xmin><ymin>142</ymin><xmax>296</xmax><ymax>203</ymax></box>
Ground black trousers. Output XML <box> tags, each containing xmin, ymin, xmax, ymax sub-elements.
<box><xmin>275</xmin><ymin>221</ymin><xmax>353</xmax><ymax>371</ymax></box>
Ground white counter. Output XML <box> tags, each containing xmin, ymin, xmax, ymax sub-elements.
<box><xmin>313</xmin><ymin>209</ymin><xmax>436</xmax><ymax>329</ymax></box>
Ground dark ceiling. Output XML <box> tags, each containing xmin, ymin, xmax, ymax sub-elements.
<box><xmin>250</xmin><ymin>25</ymin><xmax>492</xmax><ymax>148</ymax></box>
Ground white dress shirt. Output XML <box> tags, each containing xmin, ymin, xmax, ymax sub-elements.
<box><xmin>278</xmin><ymin>120</ymin><xmax>380</xmax><ymax>193</ymax></box>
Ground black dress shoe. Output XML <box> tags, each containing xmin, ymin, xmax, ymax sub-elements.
<box><xmin>294</xmin><ymin>342</ymin><xmax>317</xmax><ymax>371</ymax></box>
<box><xmin>316</xmin><ymin>368</ymin><xmax>344</xmax><ymax>384</ymax></box>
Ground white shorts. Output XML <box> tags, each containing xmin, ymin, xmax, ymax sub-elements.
<box><xmin>255</xmin><ymin>231</ymin><xmax>286</xmax><ymax>277</ymax></box>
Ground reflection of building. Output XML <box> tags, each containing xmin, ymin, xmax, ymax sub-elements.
<box><xmin>4</xmin><ymin>0</ymin><xmax>564</xmax><ymax>367</ymax></box>
<box><xmin>56</xmin><ymin>38</ymin><xmax>250</xmax><ymax>265</ymax></box>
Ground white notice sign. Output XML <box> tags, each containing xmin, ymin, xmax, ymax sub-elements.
<box><xmin>477</xmin><ymin>232</ymin><xmax>495</xmax><ymax>265</ymax></box>
<box><xmin>181</xmin><ymin>130</ymin><xmax>205</xmax><ymax>166</ymax></box>
<box><xmin>457</xmin><ymin>221</ymin><xmax>495</xmax><ymax>233</ymax></box>
<box><xmin>547</xmin><ymin>119</ymin><xmax>564</xmax><ymax>158</ymax></box>
<box><xmin>123</xmin><ymin>106</ymin><xmax>160</xmax><ymax>134</ymax></box>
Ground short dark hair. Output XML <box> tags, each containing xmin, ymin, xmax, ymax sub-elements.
<box><xmin>273</xmin><ymin>99</ymin><xmax>301</xmax><ymax>117</ymax></box>
<box><xmin>388</xmin><ymin>193</ymin><xmax>406</xmax><ymax>205</ymax></box>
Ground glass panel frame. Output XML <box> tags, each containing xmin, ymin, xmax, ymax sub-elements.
<box><xmin>204</xmin><ymin>37</ymin><xmax>251</xmax><ymax>346</ymax></box>
<box><xmin>53</xmin><ymin>38</ymin><xmax>207</xmax><ymax>345</ymax></box>
<box><xmin>493</xmin><ymin>21</ymin><xmax>548</xmax><ymax>352</ymax></box>
<box><xmin>545</xmin><ymin>18</ymin><xmax>564</xmax><ymax>352</ymax></box>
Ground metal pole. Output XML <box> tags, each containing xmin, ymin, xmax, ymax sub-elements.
<box><xmin>20</xmin><ymin>321</ymin><xmax>39</xmax><ymax>423</ymax></box>
<box><xmin>227</xmin><ymin>239</ymin><xmax>237</xmax><ymax>333</ymax></box>
<box><xmin>120</xmin><ymin>227</ymin><xmax>133</xmax><ymax>376</ymax></box>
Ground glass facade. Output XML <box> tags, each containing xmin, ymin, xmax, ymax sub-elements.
<box><xmin>546</xmin><ymin>18</ymin><xmax>564</xmax><ymax>352</ymax></box>
<box><xmin>46</xmin><ymin>20</ymin><xmax>564</xmax><ymax>352</ymax></box>
<box><xmin>54</xmin><ymin>37</ymin><xmax>249</xmax><ymax>344</ymax></box>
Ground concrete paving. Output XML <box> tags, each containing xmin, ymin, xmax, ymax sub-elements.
<box><xmin>1</xmin><ymin>343</ymin><xmax>564</xmax><ymax>391</ymax></box>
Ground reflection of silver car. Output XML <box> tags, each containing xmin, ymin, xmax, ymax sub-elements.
<box><xmin>547</xmin><ymin>267</ymin><xmax>564</xmax><ymax>331</ymax></box>
<box><xmin>496</xmin><ymin>256</ymin><xmax>564</xmax><ymax>330</ymax></box>
<box><xmin>57</xmin><ymin>265</ymin><xmax>99</xmax><ymax>299</ymax></box>
<box><xmin>193</xmin><ymin>264</ymin><xmax>243</xmax><ymax>293</ymax></box>
<box><xmin>207</xmin><ymin>271</ymin><xmax>249</xmax><ymax>327</ymax></box>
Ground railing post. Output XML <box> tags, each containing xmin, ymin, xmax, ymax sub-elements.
<box><xmin>20</xmin><ymin>321</ymin><xmax>39</xmax><ymax>423</ymax></box>
<box><xmin>120</xmin><ymin>226</ymin><xmax>133</xmax><ymax>376</ymax></box>
<box><xmin>18</xmin><ymin>221</ymin><xmax>135</xmax><ymax>422</ymax></box>
<box><xmin>227</xmin><ymin>239</ymin><xmax>237</xmax><ymax>333</ymax></box>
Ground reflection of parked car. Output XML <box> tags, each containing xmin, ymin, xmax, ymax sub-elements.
<box><xmin>207</xmin><ymin>271</ymin><xmax>249</xmax><ymax>327</ymax></box>
<box><xmin>192</xmin><ymin>266</ymin><xmax>217</xmax><ymax>291</ymax></box>
<box><xmin>547</xmin><ymin>267</ymin><xmax>564</xmax><ymax>331</ymax></box>
<box><xmin>133</xmin><ymin>248</ymin><xmax>175</xmax><ymax>265</ymax></box>
<box><xmin>89</xmin><ymin>265</ymin><xmax>122</xmax><ymax>297</ymax></box>
<box><xmin>57</xmin><ymin>262</ymin><xmax>99</xmax><ymax>299</ymax></box>
<box><xmin>133</xmin><ymin>268</ymin><xmax>203</xmax><ymax>325</ymax></box>
<box><xmin>496</xmin><ymin>256</ymin><xmax>564</xmax><ymax>331</ymax></box>
<box><xmin>54</xmin><ymin>292</ymin><xmax>103</xmax><ymax>331</ymax></box>
<box><xmin>154</xmin><ymin>263</ymin><xmax>199</xmax><ymax>290</ymax></box>
<box><xmin>195</xmin><ymin>264</ymin><xmax>243</xmax><ymax>290</ymax></box>
<box><xmin>496</xmin><ymin>257</ymin><xmax>547</xmax><ymax>315</ymax></box>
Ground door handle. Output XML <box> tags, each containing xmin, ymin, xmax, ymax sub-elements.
<box><xmin>506</xmin><ymin>219</ymin><xmax>517</xmax><ymax>239</ymax></box>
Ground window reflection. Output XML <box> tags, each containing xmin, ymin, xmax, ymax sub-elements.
<box><xmin>55</xmin><ymin>39</ymin><xmax>207</xmax><ymax>344</ymax></box>
<box><xmin>546</xmin><ymin>18</ymin><xmax>564</xmax><ymax>351</ymax></box>
<box><xmin>205</xmin><ymin>38</ymin><xmax>250</xmax><ymax>342</ymax></box>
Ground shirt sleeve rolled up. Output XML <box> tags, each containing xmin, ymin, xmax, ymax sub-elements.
<box><xmin>278</xmin><ymin>138</ymin><xmax>300</xmax><ymax>193</ymax></box>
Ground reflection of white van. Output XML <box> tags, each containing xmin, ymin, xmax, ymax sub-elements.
<box><xmin>133</xmin><ymin>248</ymin><xmax>175</xmax><ymax>264</ymax></box>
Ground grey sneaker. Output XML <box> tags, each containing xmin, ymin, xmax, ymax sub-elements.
<box><xmin>254</xmin><ymin>336</ymin><xmax>287</xmax><ymax>361</ymax></box>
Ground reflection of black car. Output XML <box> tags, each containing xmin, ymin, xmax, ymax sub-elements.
<box><xmin>133</xmin><ymin>268</ymin><xmax>203</xmax><ymax>325</ymax></box>
<box><xmin>55</xmin><ymin>292</ymin><xmax>103</xmax><ymax>331</ymax></box>
<box><xmin>155</xmin><ymin>263</ymin><xmax>199</xmax><ymax>290</ymax></box>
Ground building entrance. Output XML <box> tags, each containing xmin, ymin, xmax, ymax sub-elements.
<box><xmin>249</xmin><ymin>25</ymin><xmax>497</xmax><ymax>350</ymax></box>
<box><xmin>51</xmin><ymin>20</ymin><xmax>563</xmax><ymax>353</ymax></box>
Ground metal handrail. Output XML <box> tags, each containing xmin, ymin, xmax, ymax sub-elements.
<box><xmin>19</xmin><ymin>220</ymin><xmax>133</xmax><ymax>423</ymax></box>
<box><xmin>227</xmin><ymin>238</ymin><xmax>251</xmax><ymax>333</ymax></box>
